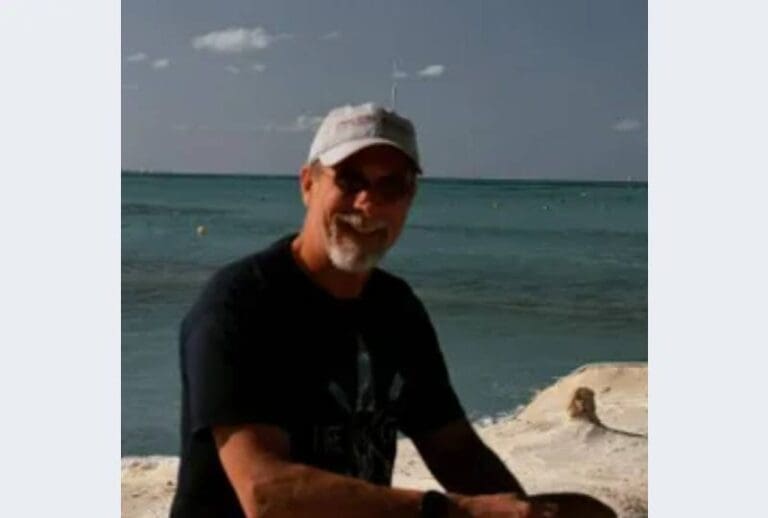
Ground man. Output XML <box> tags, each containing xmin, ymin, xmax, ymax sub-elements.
<box><xmin>170</xmin><ymin>103</ymin><xmax>614</xmax><ymax>517</ymax></box>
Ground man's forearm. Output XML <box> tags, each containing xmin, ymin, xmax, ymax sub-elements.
<box><xmin>414</xmin><ymin>421</ymin><xmax>526</xmax><ymax>497</ymax></box>
<box><xmin>437</xmin><ymin>441</ymin><xmax>526</xmax><ymax>496</ymax></box>
<box><xmin>237</xmin><ymin>460</ymin><xmax>426</xmax><ymax>518</ymax></box>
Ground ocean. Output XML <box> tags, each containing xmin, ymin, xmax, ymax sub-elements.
<box><xmin>122</xmin><ymin>172</ymin><xmax>647</xmax><ymax>455</ymax></box>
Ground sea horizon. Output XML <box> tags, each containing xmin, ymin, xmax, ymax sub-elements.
<box><xmin>121</xmin><ymin>169</ymin><xmax>648</xmax><ymax>186</ymax></box>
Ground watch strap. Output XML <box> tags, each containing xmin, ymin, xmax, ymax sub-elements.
<box><xmin>420</xmin><ymin>490</ymin><xmax>450</xmax><ymax>518</ymax></box>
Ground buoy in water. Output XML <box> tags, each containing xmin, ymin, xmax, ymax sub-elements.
<box><xmin>196</xmin><ymin>225</ymin><xmax>208</xmax><ymax>236</ymax></box>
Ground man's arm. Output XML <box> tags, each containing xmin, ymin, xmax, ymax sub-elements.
<box><xmin>213</xmin><ymin>423</ymin><xmax>539</xmax><ymax>518</ymax></box>
<box><xmin>410</xmin><ymin>420</ymin><xmax>617</xmax><ymax>518</ymax></box>
<box><xmin>411</xmin><ymin>418</ymin><xmax>526</xmax><ymax>496</ymax></box>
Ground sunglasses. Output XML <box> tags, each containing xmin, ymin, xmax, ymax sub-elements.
<box><xmin>331</xmin><ymin>168</ymin><xmax>417</xmax><ymax>203</ymax></box>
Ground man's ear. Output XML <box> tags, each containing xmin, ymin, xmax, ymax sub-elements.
<box><xmin>298</xmin><ymin>164</ymin><xmax>315</xmax><ymax>207</ymax></box>
<box><xmin>409</xmin><ymin>179</ymin><xmax>419</xmax><ymax>203</ymax></box>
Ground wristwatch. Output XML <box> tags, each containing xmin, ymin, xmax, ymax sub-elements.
<box><xmin>420</xmin><ymin>490</ymin><xmax>450</xmax><ymax>518</ymax></box>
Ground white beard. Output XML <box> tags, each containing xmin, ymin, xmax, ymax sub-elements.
<box><xmin>326</xmin><ymin>214</ymin><xmax>388</xmax><ymax>273</ymax></box>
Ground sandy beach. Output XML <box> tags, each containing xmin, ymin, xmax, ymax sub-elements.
<box><xmin>122</xmin><ymin>362</ymin><xmax>647</xmax><ymax>517</ymax></box>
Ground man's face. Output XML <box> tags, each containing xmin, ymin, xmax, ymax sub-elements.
<box><xmin>302</xmin><ymin>145</ymin><xmax>417</xmax><ymax>273</ymax></box>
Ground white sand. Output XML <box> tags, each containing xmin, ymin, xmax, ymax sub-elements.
<box><xmin>122</xmin><ymin>362</ymin><xmax>647</xmax><ymax>517</ymax></box>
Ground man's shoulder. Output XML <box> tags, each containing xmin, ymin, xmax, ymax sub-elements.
<box><xmin>368</xmin><ymin>268</ymin><xmax>426</xmax><ymax>314</ymax></box>
<box><xmin>187</xmin><ymin>235</ymin><xmax>294</xmax><ymax>315</ymax></box>
<box><xmin>370</xmin><ymin>268</ymin><xmax>411</xmax><ymax>294</ymax></box>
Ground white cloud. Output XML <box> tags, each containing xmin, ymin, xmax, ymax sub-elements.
<box><xmin>613</xmin><ymin>118</ymin><xmax>642</xmax><ymax>132</ymax></box>
<box><xmin>171</xmin><ymin>115</ymin><xmax>321</xmax><ymax>135</ymax></box>
<box><xmin>171</xmin><ymin>123</ymin><xmax>269</xmax><ymax>133</ymax></box>
<box><xmin>251</xmin><ymin>63</ymin><xmax>267</xmax><ymax>73</ymax></box>
<box><xmin>320</xmin><ymin>31</ymin><xmax>341</xmax><ymax>40</ymax></box>
<box><xmin>278</xmin><ymin>114</ymin><xmax>323</xmax><ymax>133</ymax></box>
<box><xmin>152</xmin><ymin>58</ymin><xmax>170</xmax><ymax>70</ymax></box>
<box><xmin>393</xmin><ymin>69</ymin><xmax>408</xmax><ymax>79</ymax></box>
<box><xmin>126</xmin><ymin>52</ymin><xmax>147</xmax><ymax>63</ymax></box>
<box><xmin>418</xmin><ymin>64</ymin><xmax>445</xmax><ymax>78</ymax></box>
<box><xmin>225</xmin><ymin>65</ymin><xmax>240</xmax><ymax>75</ymax></box>
<box><xmin>287</xmin><ymin>114</ymin><xmax>324</xmax><ymax>132</ymax></box>
<box><xmin>192</xmin><ymin>26</ymin><xmax>291</xmax><ymax>54</ymax></box>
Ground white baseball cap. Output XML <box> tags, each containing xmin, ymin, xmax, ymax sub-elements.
<box><xmin>307</xmin><ymin>102</ymin><xmax>422</xmax><ymax>173</ymax></box>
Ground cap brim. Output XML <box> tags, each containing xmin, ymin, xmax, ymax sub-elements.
<box><xmin>317</xmin><ymin>138</ymin><xmax>422</xmax><ymax>173</ymax></box>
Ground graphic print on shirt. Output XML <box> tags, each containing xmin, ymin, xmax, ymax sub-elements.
<box><xmin>312</xmin><ymin>334</ymin><xmax>404</xmax><ymax>483</ymax></box>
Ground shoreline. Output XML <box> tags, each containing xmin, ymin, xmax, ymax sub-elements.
<box><xmin>122</xmin><ymin>362</ymin><xmax>647</xmax><ymax>517</ymax></box>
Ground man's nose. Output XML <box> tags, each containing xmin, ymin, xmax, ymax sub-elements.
<box><xmin>352</xmin><ymin>187</ymin><xmax>376</xmax><ymax>214</ymax></box>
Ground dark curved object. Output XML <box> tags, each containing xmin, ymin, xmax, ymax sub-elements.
<box><xmin>529</xmin><ymin>492</ymin><xmax>617</xmax><ymax>518</ymax></box>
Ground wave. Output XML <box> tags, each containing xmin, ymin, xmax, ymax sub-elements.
<box><xmin>121</xmin><ymin>202</ymin><xmax>234</xmax><ymax>217</ymax></box>
<box><xmin>406</xmin><ymin>223</ymin><xmax>646</xmax><ymax>241</ymax></box>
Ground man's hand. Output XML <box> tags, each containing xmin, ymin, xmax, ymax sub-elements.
<box><xmin>449</xmin><ymin>493</ymin><xmax>558</xmax><ymax>518</ymax></box>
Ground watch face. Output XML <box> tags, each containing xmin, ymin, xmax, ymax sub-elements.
<box><xmin>421</xmin><ymin>490</ymin><xmax>449</xmax><ymax>518</ymax></box>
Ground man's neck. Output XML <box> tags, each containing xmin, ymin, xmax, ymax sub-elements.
<box><xmin>290</xmin><ymin>234</ymin><xmax>370</xmax><ymax>299</ymax></box>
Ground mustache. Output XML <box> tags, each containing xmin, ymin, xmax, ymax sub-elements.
<box><xmin>333</xmin><ymin>213</ymin><xmax>388</xmax><ymax>234</ymax></box>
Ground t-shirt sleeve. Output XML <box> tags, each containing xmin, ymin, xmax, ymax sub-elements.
<box><xmin>396</xmin><ymin>293</ymin><xmax>467</xmax><ymax>438</ymax></box>
<box><xmin>182</xmin><ymin>297</ymin><xmax>288</xmax><ymax>435</ymax></box>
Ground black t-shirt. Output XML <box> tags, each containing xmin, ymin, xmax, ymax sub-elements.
<box><xmin>170</xmin><ymin>235</ymin><xmax>466</xmax><ymax>517</ymax></box>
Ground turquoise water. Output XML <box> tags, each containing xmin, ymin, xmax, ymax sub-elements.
<box><xmin>122</xmin><ymin>172</ymin><xmax>647</xmax><ymax>455</ymax></box>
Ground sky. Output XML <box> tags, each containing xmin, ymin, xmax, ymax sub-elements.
<box><xmin>122</xmin><ymin>0</ymin><xmax>647</xmax><ymax>180</ymax></box>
